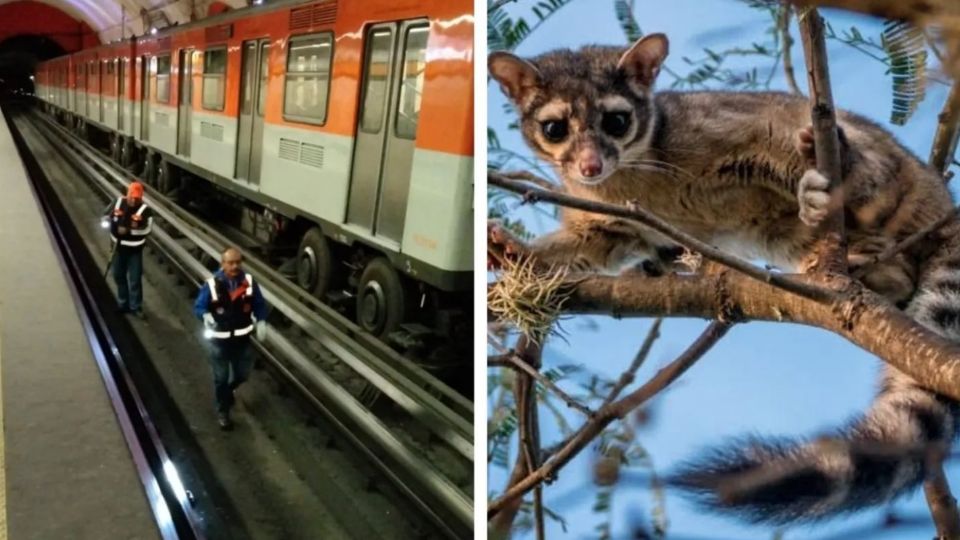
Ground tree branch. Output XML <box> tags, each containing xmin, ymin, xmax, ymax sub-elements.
<box><xmin>502</xmin><ymin>351</ymin><xmax>595</xmax><ymax>417</ymax></box>
<box><xmin>930</xmin><ymin>82</ymin><xmax>960</xmax><ymax>176</ymax></box>
<box><xmin>779</xmin><ymin>4</ymin><xmax>803</xmax><ymax>95</ymax></box>
<box><xmin>500</xmin><ymin>170</ymin><xmax>563</xmax><ymax>192</ymax></box>
<box><xmin>602</xmin><ymin>318</ymin><xmax>662</xmax><ymax>407</ymax></box>
<box><xmin>564</xmin><ymin>271</ymin><xmax>960</xmax><ymax>402</ymax></box>
<box><xmin>488</xmin><ymin>321</ymin><xmax>731</xmax><ymax>517</ymax></box>
<box><xmin>798</xmin><ymin>8</ymin><xmax>848</xmax><ymax>274</ymax></box>
<box><xmin>489</xmin><ymin>172</ymin><xmax>837</xmax><ymax>302</ymax></box>
<box><xmin>924</xmin><ymin>444</ymin><xmax>960</xmax><ymax>539</ymax></box>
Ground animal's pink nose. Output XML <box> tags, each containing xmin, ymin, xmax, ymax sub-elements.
<box><xmin>580</xmin><ymin>157</ymin><xmax>602</xmax><ymax>177</ymax></box>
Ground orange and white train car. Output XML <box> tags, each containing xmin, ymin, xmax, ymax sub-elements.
<box><xmin>36</xmin><ymin>0</ymin><xmax>474</xmax><ymax>342</ymax></box>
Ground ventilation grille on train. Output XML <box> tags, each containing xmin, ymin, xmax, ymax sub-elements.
<box><xmin>200</xmin><ymin>121</ymin><xmax>224</xmax><ymax>142</ymax></box>
<box><xmin>289</xmin><ymin>1</ymin><xmax>337</xmax><ymax>31</ymax></box>
<box><xmin>205</xmin><ymin>24</ymin><xmax>232</xmax><ymax>43</ymax></box>
<box><xmin>278</xmin><ymin>138</ymin><xmax>324</xmax><ymax>169</ymax></box>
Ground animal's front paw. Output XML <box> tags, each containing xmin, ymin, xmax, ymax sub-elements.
<box><xmin>798</xmin><ymin>169</ymin><xmax>832</xmax><ymax>227</ymax></box>
<box><xmin>487</xmin><ymin>219</ymin><xmax>529</xmax><ymax>270</ymax></box>
<box><xmin>795</xmin><ymin>125</ymin><xmax>817</xmax><ymax>167</ymax></box>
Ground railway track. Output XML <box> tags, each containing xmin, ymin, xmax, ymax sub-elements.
<box><xmin>16</xmin><ymin>107</ymin><xmax>474</xmax><ymax>539</ymax></box>
<box><xmin>3</xmin><ymin>106</ymin><xmax>203</xmax><ymax>539</ymax></box>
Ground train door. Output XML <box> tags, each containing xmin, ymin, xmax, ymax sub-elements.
<box><xmin>140</xmin><ymin>55</ymin><xmax>150</xmax><ymax>141</ymax></box>
<box><xmin>346</xmin><ymin>21</ymin><xmax>429</xmax><ymax>244</ymax></box>
<box><xmin>177</xmin><ymin>48</ymin><xmax>193</xmax><ymax>157</ymax></box>
<box><xmin>99</xmin><ymin>60</ymin><xmax>105</xmax><ymax>122</ymax></box>
<box><xmin>236</xmin><ymin>39</ymin><xmax>269</xmax><ymax>184</ymax></box>
<box><xmin>118</xmin><ymin>59</ymin><xmax>125</xmax><ymax>131</ymax></box>
<box><xmin>72</xmin><ymin>64</ymin><xmax>78</xmax><ymax>113</ymax></box>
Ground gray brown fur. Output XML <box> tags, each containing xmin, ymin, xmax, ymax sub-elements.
<box><xmin>490</xmin><ymin>35</ymin><xmax>960</xmax><ymax>523</ymax></box>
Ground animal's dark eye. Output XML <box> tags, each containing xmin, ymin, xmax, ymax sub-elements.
<box><xmin>601</xmin><ymin>111</ymin><xmax>631</xmax><ymax>137</ymax></box>
<box><xmin>540</xmin><ymin>119</ymin><xmax>569</xmax><ymax>143</ymax></box>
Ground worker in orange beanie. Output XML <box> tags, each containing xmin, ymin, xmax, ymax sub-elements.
<box><xmin>102</xmin><ymin>180</ymin><xmax>153</xmax><ymax>319</ymax></box>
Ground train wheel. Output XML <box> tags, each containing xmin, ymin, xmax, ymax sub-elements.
<box><xmin>110</xmin><ymin>135</ymin><xmax>121</xmax><ymax>162</ymax></box>
<box><xmin>120</xmin><ymin>139</ymin><xmax>133</xmax><ymax>169</ymax></box>
<box><xmin>142</xmin><ymin>153</ymin><xmax>157</xmax><ymax>184</ymax></box>
<box><xmin>157</xmin><ymin>160</ymin><xmax>172</xmax><ymax>194</ymax></box>
<box><xmin>296</xmin><ymin>228</ymin><xmax>342</xmax><ymax>299</ymax></box>
<box><xmin>356</xmin><ymin>257</ymin><xmax>409</xmax><ymax>338</ymax></box>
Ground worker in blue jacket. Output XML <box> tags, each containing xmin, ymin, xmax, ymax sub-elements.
<box><xmin>193</xmin><ymin>246</ymin><xmax>268</xmax><ymax>430</ymax></box>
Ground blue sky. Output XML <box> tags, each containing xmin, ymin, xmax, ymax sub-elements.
<box><xmin>486</xmin><ymin>1</ymin><xmax>959</xmax><ymax>539</ymax></box>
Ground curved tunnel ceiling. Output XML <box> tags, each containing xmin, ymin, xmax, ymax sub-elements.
<box><xmin>0</xmin><ymin>0</ymin><xmax>249</xmax><ymax>45</ymax></box>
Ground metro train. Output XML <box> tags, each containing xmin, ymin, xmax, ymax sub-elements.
<box><xmin>34</xmin><ymin>0</ymin><xmax>473</xmax><ymax>347</ymax></box>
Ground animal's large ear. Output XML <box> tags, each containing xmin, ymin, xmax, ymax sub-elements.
<box><xmin>617</xmin><ymin>33</ymin><xmax>669</xmax><ymax>89</ymax></box>
<box><xmin>488</xmin><ymin>51</ymin><xmax>541</xmax><ymax>103</ymax></box>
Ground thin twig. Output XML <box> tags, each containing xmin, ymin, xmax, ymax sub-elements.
<box><xmin>924</xmin><ymin>444</ymin><xmax>960</xmax><ymax>540</ymax></box>
<box><xmin>504</xmin><ymin>352</ymin><xmax>595</xmax><ymax>417</ymax></box>
<box><xmin>930</xmin><ymin>82</ymin><xmax>960</xmax><ymax>176</ymax></box>
<box><xmin>779</xmin><ymin>4</ymin><xmax>803</xmax><ymax>95</ymax></box>
<box><xmin>852</xmin><ymin>207</ymin><xmax>960</xmax><ymax>279</ymax></box>
<box><xmin>489</xmin><ymin>172</ymin><xmax>837</xmax><ymax>302</ymax></box>
<box><xmin>602</xmin><ymin>318</ymin><xmax>663</xmax><ymax>407</ymax></box>
<box><xmin>798</xmin><ymin>8</ymin><xmax>848</xmax><ymax>274</ymax></box>
<box><xmin>501</xmin><ymin>170</ymin><xmax>563</xmax><ymax>192</ymax></box>
<box><xmin>488</xmin><ymin>321</ymin><xmax>733</xmax><ymax>517</ymax></box>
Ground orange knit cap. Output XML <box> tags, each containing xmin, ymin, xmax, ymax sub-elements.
<box><xmin>127</xmin><ymin>181</ymin><xmax>144</xmax><ymax>199</ymax></box>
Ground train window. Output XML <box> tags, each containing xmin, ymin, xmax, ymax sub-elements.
<box><xmin>360</xmin><ymin>29</ymin><xmax>392</xmax><ymax>133</ymax></box>
<box><xmin>156</xmin><ymin>54</ymin><xmax>171</xmax><ymax>103</ymax></box>
<box><xmin>283</xmin><ymin>33</ymin><xmax>333</xmax><ymax>125</ymax></box>
<box><xmin>395</xmin><ymin>25</ymin><xmax>428</xmax><ymax>139</ymax></box>
<box><xmin>202</xmin><ymin>48</ymin><xmax>227</xmax><ymax>111</ymax></box>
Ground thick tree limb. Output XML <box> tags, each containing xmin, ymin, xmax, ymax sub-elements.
<box><xmin>488</xmin><ymin>321</ymin><xmax>731</xmax><ymax>517</ymax></box>
<box><xmin>930</xmin><ymin>82</ymin><xmax>960</xmax><ymax>176</ymax></box>
<box><xmin>565</xmin><ymin>271</ymin><xmax>960</xmax><ymax>403</ymax></box>
<box><xmin>489</xmin><ymin>172</ymin><xmax>836</xmax><ymax>302</ymax></box>
<box><xmin>799</xmin><ymin>8</ymin><xmax>848</xmax><ymax>274</ymax></box>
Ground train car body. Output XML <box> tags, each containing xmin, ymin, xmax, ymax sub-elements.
<box><xmin>35</xmin><ymin>0</ymin><xmax>473</xmax><ymax>345</ymax></box>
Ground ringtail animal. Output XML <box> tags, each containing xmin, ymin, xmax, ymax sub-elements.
<box><xmin>489</xmin><ymin>33</ymin><xmax>960</xmax><ymax>524</ymax></box>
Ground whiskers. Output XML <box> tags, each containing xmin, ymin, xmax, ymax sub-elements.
<box><xmin>619</xmin><ymin>157</ymin><xmax>699</xmax><ymax>182</ymax></box>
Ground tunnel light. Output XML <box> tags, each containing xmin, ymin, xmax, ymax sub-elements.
<box><xmin>254</xmin><ymin>0</ymin><xmax>263</xmax><ymax>4</ymax></box>
<box><xmin>29</xmin><ymin>75</ymin><xmax>34</xmax><ymax>81</ymax></box>
<box><xmin>150</xmin><ymin>27</ymin><xmax>158</xmax><ymax>35</ymax></box>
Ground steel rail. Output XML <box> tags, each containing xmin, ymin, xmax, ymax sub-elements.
<box><xmin>8</xmin><ymin>110</ymin><xmax>204</xmax><ymax>540</ymax></box>
<box><xmin>36</xmin><ymin>112</ymin><xmax>474</xmax><ymax>455</ymax></box>
<box><xmin>28</xmin><ymin>111</ymin><xmax>474</xmax><ymax>540</ymax></box>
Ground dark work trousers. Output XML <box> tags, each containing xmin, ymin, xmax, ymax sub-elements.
<box><xmin>113</xmin><ymin>246</ymin><xmax>144</xmax><ymax>312</ymax></box>
<box><xmin>208</xmin><ymin>337</ymin><xmax>254</xmax><ymax>414</ymax></box>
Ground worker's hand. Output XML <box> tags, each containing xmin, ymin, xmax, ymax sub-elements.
<box><xmin>255</xmin><ymin>321</ymin><xmax>267</xmax><ymax>341</ymax></box>
<box><xmin>203</xmin><ymin>313</ymin><xmax>216</xmax><ymax>330</ymax></box>
<box><xmin>118</xmin><ymin>226</ymin><xmax>128</xmax><ymax>235</ymax></box>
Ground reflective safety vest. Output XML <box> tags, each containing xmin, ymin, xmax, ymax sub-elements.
<box><xmin>110</xmin><ymin>197</ymin><xmax>151</xmax><ymax>248</ymax></box>
<box><xmin>206</xmin><ymin>273</ymin><xmax>256</xmax><ymax>339</ymax></box>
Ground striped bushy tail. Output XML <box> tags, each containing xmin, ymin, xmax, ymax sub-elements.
<box><xmin>670</xmin><ymin>269</ymin><xmax>960</xmax><ymax>524</ymax></box>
